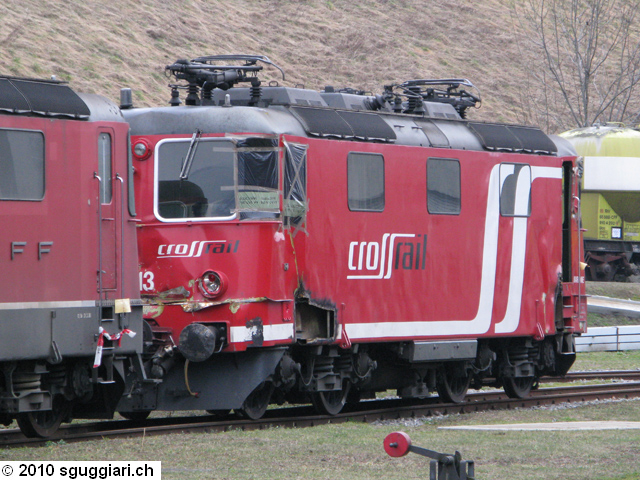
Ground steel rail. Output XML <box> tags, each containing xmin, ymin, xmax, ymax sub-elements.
<box><xmin>542</xmin><ymin>370</ymin><xmax>640</xmax><ymax>382</ymax></box>
<box><xmin>2</xmin><ymin>377</ymin><xmax>640</xmax><ymax>448</ymax></box>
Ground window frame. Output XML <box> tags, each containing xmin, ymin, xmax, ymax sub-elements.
<box><xmin>0</xmin><ymin>128</ymin><xmax>45</xmax><ymax>202</ymax></box>
<box><xmin>499</xmin><ymin>163</ymin><xmax>532</xmax><ymax>218</ymax></box>
<box><xmin>127</xmin><ymin>132</ymin><xmax>137</xmax><ymax>217</ymax></box>
<box><xmin>153</xmin><ymin>136</ymin><xmax>281</xmax><ymax>223</ymax></box>
<box><xmin>427</xmin><ymin>157</ymin><xmax>461</xmax><ymax>215</ymax></box>
<box><xmin>154</xmin><ymin>137</ymin><xmax>238</xmax><ymax>223</ymax></box>
<box><xmin>98</xmin><ymin>131</ymin><xmax>113</xmax><ymax>205</ymax></box>
<box><xmin>283</xmin><ymin>141</ymin><xmax>308</xmax><ymax>228</ymax></box>
<box><xmin>347</xmin><ymin>151</ymin><xmax>385</xmax><ymax>212</ymax></box>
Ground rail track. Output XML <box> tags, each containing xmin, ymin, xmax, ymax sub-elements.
<box><xmin>542</xmin><ymin>370</ymin><xmax>640</xmax><ymax>382</ymax></box>
<box><xmin>2</xmin><ymin>370</ymin><xmax>639</xmax><ymax>448</ymax></box>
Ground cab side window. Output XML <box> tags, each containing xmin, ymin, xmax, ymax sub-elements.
<box><xmin>427</xmin><ymin>158</ymin><xmax>460</xmax><ymax>215</ymax></box>
<box><xmin>0</xmin><ymin>129</ymin><xmax>45</xmax><ymax>201</ymax></box>
<box><xmin>499</xmin><ymin>163</ymin><xmax>531</xmax><ymax>217</ymax></box>
<box><xmin>348</xmin><ymin>152</ymin><xmax>385</xmax><ymax>212</ymax></box>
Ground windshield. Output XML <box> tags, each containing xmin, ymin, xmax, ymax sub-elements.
<box><xmin>155</xmin><ymin>137</ymin><xmax>279</xmax><ymax>221</ymax></box>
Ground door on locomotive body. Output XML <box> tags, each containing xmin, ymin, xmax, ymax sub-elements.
<box><xmin>282</xmin><ymin>139</ymin><xmax>313</xmax><ymax>339</ymax></box>
<box><xmin>561</xmin><ymin>157</ymin><xmax>587</xmax><ymax>333</ymax></box>
<box><xmin>96</xmin><ymin>128</ymin><xmax>119</xmax><ymax>294</ymax></box>
<box><xmin>562</xmin><ymin>158</ymin><xmax>585</xmax><ymax>286</ymax></box>
<box><xmin>282</xmin><ymin>139</ymin><xmax>308</xmax><ymax>231</ymax></box>
<box><xmin>0</xmin><ymin>124</ymin><xmax>46</xmax><ymax>303</ymax></box>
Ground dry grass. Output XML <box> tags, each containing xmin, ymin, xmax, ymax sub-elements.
<box><xmin>586</xmin><ymin>281</ymin><xmax>640</xmax><ymax>326</ymax></box>
<box><xmin>586</xmin><ymin>282</ymin><xmax>640</xmax><ymax>302</ymax></box>
<box><xmin>573</xmin><ymin>349</ymin><xmax>640</xmax><ymax>370</ymax></box>
<box><xmin>0</xmin><ymin>0</ymin><xmax>562</xmax><ymax>130</ymax></box>
<box><xmin>2</xmin><ymin>399</ymin><xmax>640</xmax><ymax>480</ymax></box>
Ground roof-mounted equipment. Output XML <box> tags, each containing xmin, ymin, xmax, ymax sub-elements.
<box><xmin>385</xmin><ymin>78</ymin><xmax>481</xmax><ymax>118</ymax></box>
<box><xmin>165</xmin><ymin>54</ymin><xmax>285</xmax><ymax>106</ymax></box>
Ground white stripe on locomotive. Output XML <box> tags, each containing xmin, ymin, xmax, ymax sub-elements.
<box><xmin>344</xmin><ymin>165</ymin><xmax>562</xmax><ymax>340</ymax></box>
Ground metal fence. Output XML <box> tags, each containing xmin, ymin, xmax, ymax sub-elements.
<box><xmin>576</xmin><ymin>325</ymin><xmax>640</xmax><ymax>352</ymax></box>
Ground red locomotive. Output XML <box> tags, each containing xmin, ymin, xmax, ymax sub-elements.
<box><xmin>0</xmin><ymin>76</ymin><xmax>143</xmax><ymax>437</ymax></box>
<box><xmin>0</xmin><ymin>56</ymin><xmax>587</xmax><ymax>437</ymax></box>
<box><xmin>116</xmin><ymin>55</ymin><xmax>587</xmax><ymax>419</ymax></box>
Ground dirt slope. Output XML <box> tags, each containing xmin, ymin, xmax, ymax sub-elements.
<box><xmin>0</xmin><ymin>0</ymin><xmax>546</xmax><ymax>129</ymax></box>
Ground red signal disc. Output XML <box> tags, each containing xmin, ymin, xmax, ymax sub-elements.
<box><xmin>383</xmin><ymin>431</ymin><xmax>412</xmax><ymax>457</ymax></box>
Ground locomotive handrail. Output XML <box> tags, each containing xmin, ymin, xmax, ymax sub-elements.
<box><xmin>574</xmin><ymin>193</ymin><xmax>584</xmax><ymax>319</ymax></box>
<box><xmin>116</xmin><ymin>173</ymin><xmax>125</xmax><ymax>298</ymax></box>
<box><xmin>94</xmin><ymin>172</ymin><xmax>104</xmax><ymax>308</ymax></box>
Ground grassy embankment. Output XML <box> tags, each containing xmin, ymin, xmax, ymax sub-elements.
<box><xmin>586</xmin><ymin>282</ymin><xmax>640</xmax><ymax>327</ymax></box>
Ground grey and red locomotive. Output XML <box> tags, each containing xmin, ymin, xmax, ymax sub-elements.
<box><xmin>0</xmin><ymin>76</ymin><xmax>143</xmax><ymax>436</ymax></box>
<box><xmin>0</xmin><ymin>56</ymin><xmax>587</xmax><ymax>436</ymax></box>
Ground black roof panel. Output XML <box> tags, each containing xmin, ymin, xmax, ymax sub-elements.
<box><xmin>467</xmin><ymin>122</ymin><xmax>557</xmax><ymax>154</ymax></box>
<box><xmin>0</xmin><ymin>76</ymin><xmax>90</xmax><ymax>119</ymax></box>
<box><xmin>290</xmin><ymin>106</ymin><xmax>396</xmax><ymax>142</ymax></box>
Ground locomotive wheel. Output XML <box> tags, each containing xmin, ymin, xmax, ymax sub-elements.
<box><xmin>237</xmin><ymin>382</ymin><xmax>273</xmax><ymax>420</ymax></box>
<box><xmin>119</xmin><ymin>411</ymin><xmax>151</xmax><ymax>421</ymax></box>
<box><xmin>311</xmin><ymin>381</ymin><xmax>351</xmax><ymax>416</ymax></box>
<box><xmin>502</xmin><ymin>376</ymin><xmax>536</xmax><ymax>399</ymax></box>
<box><xmin>436</xmin><ymin>363</ymin><xmax>471</xmax><ymax>404</ymax></box>
<box><xmin>16</xmin><ymin>396</ymin><xmax>70</xmax><ymax>438</ymax></box>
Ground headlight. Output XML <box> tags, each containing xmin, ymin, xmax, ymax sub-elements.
<box><xmin>132</xmin><ymin>139</ymin><xmax>152</xmax><ymax>160</ymax></box>
<box><xmin>197</xmin><ymin>271</ymin><xmax>228</xmax><ymax>298</ymax></box>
